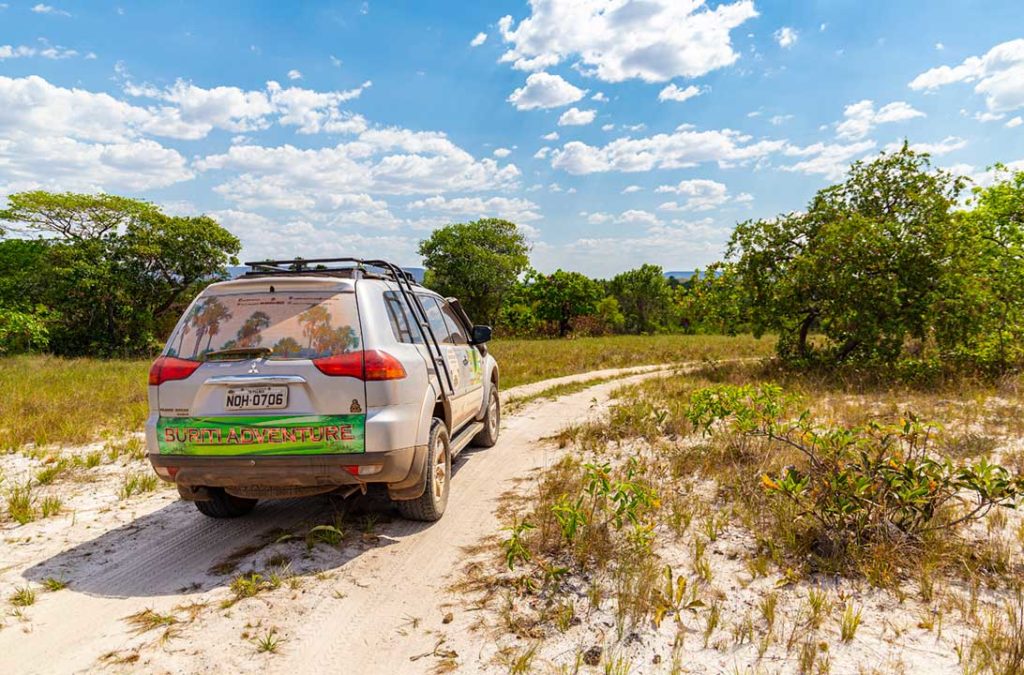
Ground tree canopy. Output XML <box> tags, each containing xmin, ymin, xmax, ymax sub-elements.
<box><xmin>418</xmin><ymin>218</ymin><xmax>530</xmax><ymax>324</ymax></box>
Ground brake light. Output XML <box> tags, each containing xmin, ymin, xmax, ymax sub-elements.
<box><xmin>363</xmin><ymin>350</ymin><xmax>407</xmax><ymax>381</ymax></box>
<box><xmin>149</xmin><ymin>356</ymin><xmax>202</xmax><ymax>385</ymax></box>
<box><xmin>313</xmin><ymin>350</ymin><xmax>406</xmax><ymax>380</ymax></box>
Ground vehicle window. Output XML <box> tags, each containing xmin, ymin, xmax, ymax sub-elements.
<box><xmin>164</xmin><ymin>291</ymin><xmax>361</xmax><ymax>361</ymax></box>
<box><xmin>419</xmin><ymin>296</ymin><xmax>452</xmax><ymax>344</ymax></box>
<box><xmin>439</xmin><ymin>302</ymin><xmax>469</xmax><ymax>345</ymax></box>
<box><xmin>383</xmin><ymin>291</ymin><xmax>424</xmax><ymax>344</ymax></box>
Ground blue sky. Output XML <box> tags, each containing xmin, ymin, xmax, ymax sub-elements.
<box><xmin>1</xmin><ymin>1</ymin><xmax>1023</xmax><ymax>276</ymax></box>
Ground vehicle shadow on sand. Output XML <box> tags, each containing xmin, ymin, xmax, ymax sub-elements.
<box><xmin>21</xmin><ymin>487</ymin><xmax>432</xmax><ymax>599</ymax></box>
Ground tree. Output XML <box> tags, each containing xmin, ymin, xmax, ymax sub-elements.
<box><xmin>419</xmin><ymin>218</ymin><xmax>530</xmax><ymax>324</ymax></box>
<box><xmin>0</xmin><ymin>191</ymin><xmax>240</xmax><ymax>356</ymax></box>
<box><xmin>727</xmin><ymin>144</ymin><xmax>966</xmax><ymax>365</ymax></box>
<box><xmin>528</xmin><ymin>269</ymin><xmax>603</xmax><ymax>337</ymax></box>
<box><xmin>608</xmin><ymin>264</ymin><xmax>672</xmax><ymax>334</ymax></box>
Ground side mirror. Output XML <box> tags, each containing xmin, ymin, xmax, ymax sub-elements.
<box><xmin>470</xmin><ymin>325</ymin><xmax>492</xmax><ymax>345</ymax></box>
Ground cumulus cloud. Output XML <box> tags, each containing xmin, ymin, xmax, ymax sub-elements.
<box><xmin>195</xmin><ymin>128</ymin><xmax>521</xmax><ymax>212</ymax></box>
<box><xmin>658</xmin><ymin>83</ymin><xmax>702</xmax><ymax>103</ymax></box>
<box><xmin>287</xmin><ymin>69</ymin><xmax>303</xmax><ymax>81</ymax></box>
<box><xmin>835</xmin><ymin>100</ymin><xmax>925</xmax><ymax>140</ymax></box>
<box><xmin>621</xmin><ymin>185</ymin><xmax>642</xmax><ymax>193</ymax></box>
<box><xmin>549</xmin><ymin>125</ymin><xmax>787</xmax><ymax>174</ymax></box>
<box><xmin>1008</xmin><ymin>116</ymin><xmax>1023</xmax><ymax>128</ymax></box>
<box><xmin>654</xmin><ymin>178</ymin><xmax>750</xmax><ymax>211</ymax></box>
<box><xmin>774</xmin><ymin>26</ymin><xmax>798</xmax><ymax>48</ymax></box>
<box><xmin>541</xmin><ymin>131</ymin><xmax>559</xmax><ymax>141</ymax></box>
<box><xmin>470</xmin><ymin>32</ymin><xmax>488</xmax><ymax>47</ymax></box>
<box><xmin>406</xmin><ymin>195</ymin><xmax>542</xmax><ymax>223</ymax></box>
<box><xmin>557</xmin><ymin>107</ymin><xmax>596</xmax><ymax>126</ymax></box>
<box><xmin>31</xmin><ymin>4</ymin><xmax>70</xmax><ymax>16</ymax></box>
<box><xmin>909</xmin><ymin>38</ymin><xmax>1024</xmax><ymax>112</ymax></box>
<box><xmin>492</xmin><ymin>147</ymin><xmax>512</xmax><ymax>157</ymax></box>
<box><xmin>883</xmin><ymin>136</ymin><xmax>967</xmax><ymax>156</ymax></box>
<box><xmin>781</xmin><ymin>140</ymin><xmax>876</xmax><ymax>180</ymax></box>
<box><xmin>497</xmin><ymin>0</ymin><xmax>757</xmax><ymax>83</ymax></box>
<box><xmin>507</xmin><ymin>71</ymin><xmax>586</xmax><ymax>110</ymax></box>
<box><xmin>0</xmin><ymin>44</ymin><xmax>80</xmax><ymax>60</ymax></box>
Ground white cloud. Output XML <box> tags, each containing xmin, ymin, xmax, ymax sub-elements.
<box><xmin>470</xmin><ymin>32</ymin><xmax>488</xmax><ymax>47</ymax></box>
<box><xmin>774</xmin><ymin>26</ymin><xmax>798</xmax><ymax>48</ymax></box>
<box><xmin>935</xmin><ymin>42</ymin><xmax>945</xmax><ymax>51</ymax></box>
<box><xmin>31</xmin><ymin>4</ymin><xmax>70</xmax><ymax>17</ymax></box>
<box><xmin>1008</xmin><ymin>116</ymin><xmax>1023</xmax><ymax>128</ymax></box>
<box><xmin>621</xmin><ymin>185</ymin><xmax>642</xmax><ymax>194</ymax></box>
<box><xmin>658</xmin><ymin>83</ymin><xmax>702</xmax><ymax>103</ymax></box>
<box><xmin>974</xmin><ymin>111</ymin><xmax>1005</xmax><ymax>122</ymax></box>
<box><xmin>195</xmin><ymin>128</ymin><xmax>521</xmax><ymax>211</ymax></box>
<box><xmin>330</xmin><ymin>55</ymin><xmax>342</xmax><ymax>67</ymax></box>
<box><xmin>654</xmin><ymin>178</ymin><xmax>747</xmax><ymax>211</ymax></box>
<box><xmin>946</xmin><ymin>160</ymin><xmax>1024</xmax><ymax>187</ymax></box>
<box><xmin>533</xmin><ymin>146</ymin><xmax>550</xmax><ymax>159</ymax></box>
<box><xmin>769</xmin><ymin>114</ymin><xmax>793</xmax><ymax>126</ymax></box>
<box><xmin>497</xmin><ymin>0</ymin><xmax>757</xmax><ymax>83</ymax></box>
<box><xmin>557</xmin><ymin>107</ymin><xmax>596</xmax><ymax>126</ymax></box>
<box><xmin>287</xmin><ymin>69</ymin><xmax>303</xmax><ymax>81</ymax></box>
<box><xmin>492</xmin><ymin>147</ymin><xmax>512</xmax><ymax>158</ymax></box>
<box><xmin>781</xmin><ymin>140</ymin><xmax>876</xmax><ymax>180</ymax></box>
<box><xmin>507</xmin><ymin>71</ymin><xmax>585</xmax><ymax>110</ymax></box>
<box><xmin>406</xmin><ymin>195</ymin><xmax>542</xmax><ymax>223</ymax></box>
<box><xmin>541</xmin><ymin>131</ymin><xmax>559</xmax><ymax>141</ymax></box>
<box><xmin>601</xmin><ymin>123</ymin><xmax>614</xmax><ymax>132</ymax></box>
<box><xmin>883</xmin><ymin>136</ymin><xmax>967</xmax><ymax>156</ymax></box>
<box><xmin>835</xmin><ymin>100</ymin><xmax>925</xmax><ymax>140</ymax></box>
<box><xmin>909</xmin><ymin>38</ymin><xmax>1024</xmax><ymax>112</ymax></box>
<box><xmin>0</xmin><ymin>44</ymin><xmax>80</xmax><ymax>60</ymax></box>
<box><xmin>592</xmin><ymin>91</ymin><xmax>607</xmax><ymax>102</ymax></box>
<box><xmin>549</xmin><ymin>126</ymin><xmax>787</xmax><ymax>175</ymax></box>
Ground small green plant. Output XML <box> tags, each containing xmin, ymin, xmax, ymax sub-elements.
<box><xmin>10</xmin><ymin>586</ymin><xmax>36</xmax><ymax>607</ymax></box>
<box><xmin>231</xmin><ymin>572</ymin><xmax>269</xmax><ymax>600</ymax></box>
<box><xmin>40</xmin><ymin>495</ymin><xmax>62</xmax><ymax>518</ymax></box>
<box><xmin>42</xmin><ymin>577</ymin><xmax>68</xmax><ymax>591</ymax></box>
<box><xmin>118</xmin><ymin>472</ymin><xmax>158</xmax><ymax>499</ymax></box>
<box><xmin>759</xmin><ymin>591</ymin><xmax>778</xmax><ymax>634</ymax></box>
<box><xmin>807</xmin><ymin>588</ymin><xmax>830</xmax><ymax>629</ymax></box>
<box><xmin>6</xmin><ymin>481</ymin><xmax>36</xmax><ymax>524</ymax></box>
<box><xmin>703</xmin><ymin>600</ymin><xmax>721</xmax><ymax>647</ymax></box>
<box><xmin>501</xmin><ymin>517</ymin><xmax>535</xmax><ymax>570</ymax></box>
<box><xmin>840</xmin><ymin>603</ymin><xmax>862</xmax><ymax>642</ymax></box>
<box><xmin>254</xmin><ymin>628</ymin><xmax>283</xmax><ymax>654</ymax></box>
<box><xmin>35</xmin><ymin>460</ymin><xmax>67</xmax><ymax>485</ymax></box>
<box><xmin>305</xmin><ymin>524</ymin><xmax>345</xmax><ymax>549</ymax></box>
<box><xmin>124</xmin><ymin>608</ymin><xmax>179</xmax><ymax>634</ymax></box>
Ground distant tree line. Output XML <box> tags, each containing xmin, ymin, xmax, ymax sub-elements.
<box><xmin>4</xmin><ymin>142</ymin><xmax>1024</xmax><ymax>376</ymax></box>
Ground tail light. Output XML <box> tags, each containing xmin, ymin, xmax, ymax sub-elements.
<box><xmin>313</xmin><ymin>350</ymin><xmax>406</xmax><ymax>380</ymax></box>
<box><xmin>149</xmin><ymin>356</ymin><xmax>202</xmax><ymax>385</ymax></box>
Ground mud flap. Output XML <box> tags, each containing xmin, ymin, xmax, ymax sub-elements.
<box><xmin>386</xmin><ymin>444</ymin><xmax>429</xmax><ymax>501</ymax></box>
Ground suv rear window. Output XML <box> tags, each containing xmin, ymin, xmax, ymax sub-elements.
<box><xmin>164</xmin><ymin>291</ymin><xmax>361</xmax><ymax>361</ymax></box>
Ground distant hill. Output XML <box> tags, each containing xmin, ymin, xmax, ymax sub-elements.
<box><xmin>663</xmin><ymin>270</ymin><xmax>695</xmax><ymax>280</ymax></box>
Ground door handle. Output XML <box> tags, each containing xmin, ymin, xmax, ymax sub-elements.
<box><xmin>462</xmin><ymin>357</ymin><xmax>469</xmax><ymax>365</ymax></box>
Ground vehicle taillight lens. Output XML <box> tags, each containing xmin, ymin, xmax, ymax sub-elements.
<box><xmin>312</xmin><ymin>352</ymin><xmax>365</xmax><ymax>378</ymax></box>
<box><xmin>313</xmin><ymin>350</ymin><xmax>406</xmax><ymax>380</ymax></box>
<box><xmin>149</xmin><ymin>356</ymin><xmax>202</xmax><ymax>385</ymax></box>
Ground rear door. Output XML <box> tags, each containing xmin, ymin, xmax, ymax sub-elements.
<box><xmin>419</xmin><ymin>295</ymin><xmax>474</xmax><ymax>427</ymax></box>
<box><xmin>154</xmin><ymin>279</ymin><xmax>367</xmax><ymax>456</ymax></box>
<box><xmin>438</xmin><ymin>299</ymin><xmax>483</xmax><ymax>426</ymax></box>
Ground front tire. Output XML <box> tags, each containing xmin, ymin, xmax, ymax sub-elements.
<box><xmin>472</xmin><ymin>385</ymin><xmax>500</xmax><ymax>448</ymax></box>
<box><xmin>396</xmin><ymin>419</ymin><xmax>450</xmax><ymax>522</ymax></box>
<box><xmin>194</xmin><ymin>488</ymin><xmax>257</xmax><ymax>518</ymax></box>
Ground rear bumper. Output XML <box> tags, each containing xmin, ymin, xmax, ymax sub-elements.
<box><xmin>148</xmin><ymin>445</ymin><xmax>427</xmax><ymax>500</ymax></box>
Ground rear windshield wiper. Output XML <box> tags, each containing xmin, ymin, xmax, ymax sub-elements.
<box><xmin>203</xmin><ymin>347</ymin><xmax>273</xmax><ymax>361</ymax></box>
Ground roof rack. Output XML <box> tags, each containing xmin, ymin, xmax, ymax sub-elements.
<box><xmin>241</xmin><ymin>257</ymin><xmax>454</xmax><ymax>399</ymax></box>
<box><xmin>242</xmin><ymin>257</ymin><xmax>418</xmax><ymax>284</ymax></box>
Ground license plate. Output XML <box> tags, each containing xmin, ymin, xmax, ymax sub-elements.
<box><xmin>225</xmin><ymin>386</ymin><xmax>289</xmax><ymax>411</ymax></box>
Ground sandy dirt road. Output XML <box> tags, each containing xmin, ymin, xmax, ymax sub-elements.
<box><xmin>1</xmin><ymin>364</ymin><xmax>676</xmax><ymax>674</ymax></box>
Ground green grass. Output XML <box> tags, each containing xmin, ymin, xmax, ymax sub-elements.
<box><xmin>489</xmin><ymin>334</ymin><xmax>774</xmax><ymax>388</ymax></box>
<box><xmin>0</xmin><ymin>335</ymin><xmax>774</xmax><ymax>453</ymax></box>
<box><xmin>0</xmin><ymin>355</ymin><xmax>149</xmax><ymax>452</ymax></box>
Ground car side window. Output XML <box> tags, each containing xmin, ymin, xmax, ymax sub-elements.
<box><xmin>383</xmin><ymin>291</ymin><xmax>423</xmax><ymax>344</ymax></box>
<box><xmin>439</xmin><ymin>302</ymin><xmax>469</xmax><ymax>345</ymax></box>
<box><xmin>419</xmin><ymin>296</ymin><xmax>453</xmax><ymax>344</ymax></box>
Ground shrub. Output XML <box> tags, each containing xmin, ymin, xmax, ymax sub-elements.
<box><xmin>687</xmin><ymin>384</ymin><xmax>1024</xmax><ymax>562</ymax></box>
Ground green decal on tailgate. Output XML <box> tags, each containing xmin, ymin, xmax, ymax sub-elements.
<box><xmin>157</xmin><ymin>414</ymin><xmax>365</xmax><ymax>456</ymax></box>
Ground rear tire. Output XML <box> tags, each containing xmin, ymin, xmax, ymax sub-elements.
<box><xmin>396</xmin><ymin>419</ymin><xmax>450</xmax><ymax>522</ymax></box>
<box><xmin>472</xmin><ymin>385</ymin><xmax>500</xmax><ymax>448</ymax></box>
<box><xmin>194</xmin><ymin>488</ymin><xmax>258</xmax><ymax>518</ymax></box>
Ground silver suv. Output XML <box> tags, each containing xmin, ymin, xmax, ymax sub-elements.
<box><xmin>145</xmin><ymin>258</ymin><xmax>500</xmax><ymax>521</ymax></box>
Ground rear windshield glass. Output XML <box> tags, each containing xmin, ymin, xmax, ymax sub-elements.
<box><xmin>164</xmin><ymin>291</ymin><xmax>361</xmax><ymax>361</ymax></box>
